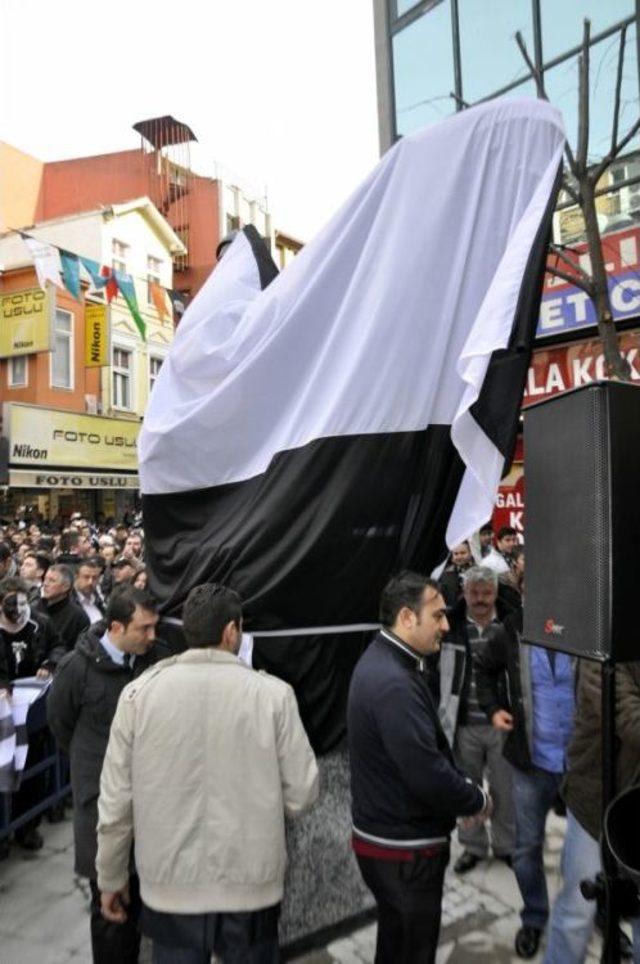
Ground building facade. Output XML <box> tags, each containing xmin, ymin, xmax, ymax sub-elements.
<box><xmin>373</xmin><ymin>0</ymin><xmax>640</xmax><ymax>535</ymax></box>
<box><xmin>0</xmin><ymin>199</ymin><xmax>184</xmax><ymax>522</ymax></box>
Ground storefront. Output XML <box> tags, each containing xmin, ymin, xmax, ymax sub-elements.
<box><xmin>0</xmin><ymin>403</ymin><xmax>140</xmax><ymax>523</ymax></box>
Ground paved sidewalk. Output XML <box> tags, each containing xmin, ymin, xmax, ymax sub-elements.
<box><xmin>0</xmin><ymin>811</ymin><xmax>608</xmax><ymax>963</ymax></box>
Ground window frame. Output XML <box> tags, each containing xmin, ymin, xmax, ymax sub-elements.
<box><xmin>148</xmin><ymin>354</ymin><xmax>164</xmax><ymax>393</ymax></box>
<box><xmin>112</xmin><ymin>344</ymin><xmax>134</xmax><ymax>411</ymax></box>
<box><xmin>8</xmin><ymin>355</ymin><xmax>29</xmax><ymax>388</ymax></box>
<box><xmin>50</xmin><ymin>307</ymin><xmax>74</xmax><ymax>391</ymax></box>
<box><xmin>147</xmin><ymin>254</ymin><xmax>163</xmax><ymax>305</ymax></box>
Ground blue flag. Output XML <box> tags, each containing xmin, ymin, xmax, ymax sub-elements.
<box><xmin>60</xmin><ymin>250</ymin><xmax>81</xmax><ymax>300</ymax></box>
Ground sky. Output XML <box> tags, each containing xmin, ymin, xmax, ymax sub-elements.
<box><xmin>0</xmin><ymin>0</ymin><xmax>380</xmax><ymax>241</ymax></box>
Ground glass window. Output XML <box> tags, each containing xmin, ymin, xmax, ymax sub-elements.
<box><xmin>458</xmin><ymin>0</ymin><xmax>533</xmax><ymax>103</ymax></box>
<box><xmin>544</xmin><ymin>23</ymin><xmax>638</xmax><ymax>163</ymax></box>
<box><xmin>52</xmin><ymin>308</ymin><xmax>73</xmax><ymax>389</ymax></box>
<box><xmin>392</xmin><ymin>1</ymin><xmax>455</xmax><ymax>137</ymax></box>
<box><xmin>8</xmin><ymin>356</ymin><xmax>28</xmax><ymax>388</ymax></box>
<box><xmin>541</xmin><ymin>0</ymin><xmax>634</xmax><ymax>64</ymax></box>
<box><xmin>149</xmin><ymin>355</ymin><xmax>163</xmax><ymax>392</ymax></box>
<box><xmin>112</xmin><ymin>347</ymin><xmax>132</xmax><ymax>409</ymax></box>
<box><xmin>112</xmin><ymin>238</ymin><xmax>129</xmax><ymax>274</ymax></box>
<box><xmin>396</xmin><ymin>0</ymin><xmax>421</xmax><ymax>17</ymax></box>
<box><xmin>147</xmin><ymin>255</ymin><xmax>162</xmax><ymax>304</ymax></box>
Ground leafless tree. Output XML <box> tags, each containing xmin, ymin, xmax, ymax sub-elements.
<box><xmin>516</xmin><ymin>19</ymin><xmax>640</xmax><ymax>379</ymax></box>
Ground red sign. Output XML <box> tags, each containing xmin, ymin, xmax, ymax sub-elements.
<box><xmin>524</xmin><ymin>329</ymin><xmax>640</xmax><ymax>407</ymax></box>
<box><xmin>492</xmin><ymin>463</ymin><xmax>524</xmax><ymax>534</ymax></box>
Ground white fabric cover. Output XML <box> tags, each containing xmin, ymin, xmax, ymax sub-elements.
<box><xmin>140</xmin><ymin>98</ymin><xmax>564</xmax><ymax>548</ymax></box>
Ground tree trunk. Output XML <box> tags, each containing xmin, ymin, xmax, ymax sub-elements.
<box><xmin>581</xmin><ymin>177</ymin><xmax>631</xmax><ymax>379</ymax></box>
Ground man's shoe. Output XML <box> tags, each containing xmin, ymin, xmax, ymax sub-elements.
<box><xmin>15</xmin><ymin>828</ymin><xmax>44</xmax><ymax>851</ymax></box>
<box><xmin>515</xmin><ymin>926</ymin><xmax>541</xmax><ymax>959</ymax></box>
<box><xmin>454</xmin><ymin>851</ymin><xmax>481</xmax><ymax>874</ymax></box>
<box><xmin>494</xmin><ymin>853</ymin><xmax>512</xmax><ymax>868</ymax></box>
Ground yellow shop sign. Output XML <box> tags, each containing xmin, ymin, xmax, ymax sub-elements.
<box><xmin>7</xmin><ymin>404</ymin><xmax>139</xmax><ymax>471</ymax></box>
<box><xmin>0</xmin><ymin>286</ymin><xmax>54</xmax><ymax>357</ymax></box>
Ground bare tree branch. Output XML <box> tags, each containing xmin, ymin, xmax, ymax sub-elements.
<box><xmin>515</xmin><ymin>29</ymin><xmax>580</xmax><ymax>179</ymax></box>
<box><xmin>561</xmin><ymin>176</ymin><xmax>581</xmax><ymax>206</ymax></box>
<box><xmin>594</xmin><ymin>117</ymin><xmax>640</xmax><ymax>185</ymax></box>
<box><xmin>515</xmin><ymin>31</ymin><xmax>546</xmax><ymax>100</ymax></box>
<box><xmin>545</xmin><ymin>263</ymin><xmax>593</xmax><ymax>295</ymax></box>
<box><xmin>611</xmin><ymin>24</ymin><xmax>627</xmax><ymax>155</ymax></box>
<box><xmin>576</xmin><ymin>19</ymin><xmax>591</xmax><ymax>173</ymax></box>
<box><xmin>549</xmin><ymin>243</ymin><xmax>594</xmax><ymax>286</ymax></box>
<box><xmin>449</xmin><ymin>91</ymin><xmax>469</xmax><ymax>109</ymax></box>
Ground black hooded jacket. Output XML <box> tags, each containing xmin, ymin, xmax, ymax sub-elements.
<box><xmin>47</xmin><ymin>620</ymin><xmax>170</xmax><ymax>877</ymax></box>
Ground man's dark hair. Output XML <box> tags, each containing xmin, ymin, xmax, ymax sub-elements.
<box><xmin>496</xmin><ymin>525</ymin><xmax>517</xmax><ymax>541</ymax></box>
<box><xmin>23</xmin><ymin>551</ymin><xmax>52</xmax><ymax>575</ymax></box>
<box><xmin>37</xmin><ymin>536</ymin><xmax>56</xmax><ymax>553</ymax></box>
<box><xmin>379</xmin><ymin>570</ymin><xmax>441</xmax><ymax>627</ymax></box>
<box><xmin>0</xmin><ymin>576</ymin><xmax>29</xmax><ymax>599</ymax></box>
<box><xmin>105</xmin><ymin>586</ymin><xmax>157</xmax><ymax>630</ymax></box>
<box><xmin>48</xmin><ymin>563</ymin><xmax>74</xmax><ymax>589</ymax></box>
<box><xmin>0</xmin><ymin>542</ymin><xmax>12</xmax><ymax>562</ymax></box>
<box><xmin>182</xmin><ymin>583</ymin><xmax>242</xmax><ymax>649</ymax></box>
<box><xmin>59</xmin><ymin>530</ymin><xmax>80</xmax><ymax>553</ymax></box>
<box><xmin>479</xmin><ymin>523</ymin><xmax>493</xmax><ymax>536</ymax></box>
<box><xmin>77</xmin><ymin>558</ymin><xmax>102</xmax><ymax>573</ymax></box>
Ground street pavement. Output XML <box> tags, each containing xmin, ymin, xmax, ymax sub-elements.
<box><xmin>0</xmin><ymin>810</ymin><xmax>610</xmax><ymax>962</ymax></box>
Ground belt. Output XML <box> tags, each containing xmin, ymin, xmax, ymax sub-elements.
<box><xmin>352</xmin><ymin>835</ymin><xmax>447</xmax><ymax>862</ymax></box>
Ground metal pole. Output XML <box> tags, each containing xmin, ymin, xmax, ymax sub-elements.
<box><xmin>601</xmin><ymin>660</ymin><xmax>621</xmax><ymax>964</ymax></box>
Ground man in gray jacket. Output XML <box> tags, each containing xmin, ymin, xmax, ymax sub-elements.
<box><xmin>96</xmin><ymin>583</ymin><xmax>319</xmax><ymax>964</ymax></box>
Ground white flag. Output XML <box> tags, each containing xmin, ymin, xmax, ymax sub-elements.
<box><xmin>21</xmin><ymin>235</ymin><xmax>64</xmax><ymax>290</ymax></box>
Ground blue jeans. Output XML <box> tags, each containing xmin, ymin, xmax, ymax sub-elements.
<box><xmin>544</xmin><ymin>809</ymin><xmax>640</xmax><ymax>964</ymax></box>
<box><xmin>512</xmin><ymin>765</ymin><xmax>563</xmax><ymax>930</ymax></box>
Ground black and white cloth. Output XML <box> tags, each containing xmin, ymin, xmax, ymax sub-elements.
<box><xmin>140</xmin><ymin>98</ymin><xmax>564</xmax><ymax>632</ymax></box>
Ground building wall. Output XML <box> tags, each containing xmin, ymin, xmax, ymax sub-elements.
<box><xmin>0</xmin><ymin>142</ymin><xmax>43</xmax><ymax>232</ymax></box>
<box><xmin>40</xmin><ymin>151</ymin><xmax>150</xmax><ymax>221</ymax></box>
<box><xmin>0</xmin><ymin>266</ymin><xmax>101</xmax><ymax>412</ymax></box>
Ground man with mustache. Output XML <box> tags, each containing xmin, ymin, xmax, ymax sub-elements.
<box><xmin>437</xmin><ymin>566</ymin><xmax>515</xmax><ymax>875</ymax></box>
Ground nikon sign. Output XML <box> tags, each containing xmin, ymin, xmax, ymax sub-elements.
<box><xmin>5</xmin><ymin>404</ymin><xmax>139</xmax><ymax>471</ymax></box>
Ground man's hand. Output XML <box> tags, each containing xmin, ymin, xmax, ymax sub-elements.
<box><xmin>36</xmin><ymin>668</ymin><xmax>52</xmax><ymax>681</ymax></box>
<box><xmin>0</xmin><ymin>687</ymin><xmax>10</xmax><ymax>701</ymax></box>
<box><xmin>458</xmin><ymin>794</ymin><xmax>493</xmax><ymax>830</ymax></box>
<box><xmin>100</xmin><ymin>883</ymin><xmax>130</xmax><ymax>923</ymax></box>
<box><xmin>491</xmin><ymin>709</ymin><xmax>514</xmax><ymax>731</ymax></box>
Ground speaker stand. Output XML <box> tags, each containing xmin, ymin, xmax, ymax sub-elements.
<box><xmin>601</xmin><ymin>661</ymin><xmax>621</xmax><ymax>964</ymax></box>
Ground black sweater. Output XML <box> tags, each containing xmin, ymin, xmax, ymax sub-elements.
<box><xmin>347</xmin><ymin>629</ymin><xmax>484</xmax><ymax>845</ymax></box>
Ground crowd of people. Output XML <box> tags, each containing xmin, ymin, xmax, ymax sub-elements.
<box><xmin>1</xmin><ymin>515</ymin><xmax>639</xmax><ymax>963</ymax></box>
<box><xmin>0</xmin><ymin>512</ymin><xmax>148</xmax><ymax>851</ymax></box>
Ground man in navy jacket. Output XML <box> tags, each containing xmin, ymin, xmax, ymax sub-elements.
<box><xmin>348</xmin><ymin>570</ymin><xmax>490</xmax><ymax>963</ymax></box>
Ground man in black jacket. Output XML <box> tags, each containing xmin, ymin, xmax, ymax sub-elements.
<box><xmin>348</xmin><ymin>570</ymin><xmax>490</xmax><ymax>963</ymax></box>
<box><xmin>47</xmin><ymin>587</ymin><xmax>169</xmax><ymax>964</ymax></box>
<box><xmin>36</xmin><ymin>564</ymin><xmax>90</xmax><ymax>656</ymax></box>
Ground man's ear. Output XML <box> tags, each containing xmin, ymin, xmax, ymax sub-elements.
<box><xmin>221</xmin><ymin>620</ymin><xmax>237</xmax><ymax>649</ymax></box>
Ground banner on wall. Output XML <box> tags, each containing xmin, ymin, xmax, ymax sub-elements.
<box><xmin>0</xmin><ymin>286</ymin><xmax>54</xmax><ymax>358</ymax></box>
<box><xmin>84</xmin><ymin>303</ymin><xmax>110</xmax><ymax>367</ymax></box>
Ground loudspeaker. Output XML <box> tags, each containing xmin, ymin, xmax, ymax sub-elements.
<box><xmin>523</xmin><ymin>380</ymin><xmax>640</xmax><ymax>662</ymax></box>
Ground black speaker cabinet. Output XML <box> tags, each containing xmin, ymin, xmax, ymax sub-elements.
<box><xmin>523</xmin><ymin>380</ymin><xmax>640</xmax><ymax>662</ymax></box>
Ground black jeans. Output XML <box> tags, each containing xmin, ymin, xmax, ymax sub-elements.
<box><xmin>141</xmin><ymin>902</ymin><xmax>281</xmax><ymax>964</ymax></box>
<box><xmin>89</xmin><ymin>875</ymin><xmax>141</xmax><ymax>964</ymax></box>
<box><xmin>356</xmin><ymin>846</ymin><xmax>450</xmax><ymax>964</ymax></box>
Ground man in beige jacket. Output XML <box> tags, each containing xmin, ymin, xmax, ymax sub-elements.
<box><xmin>96</xmin><ymin>583</ymin><xmax>319</xmax><ymax>963</ymax></box>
